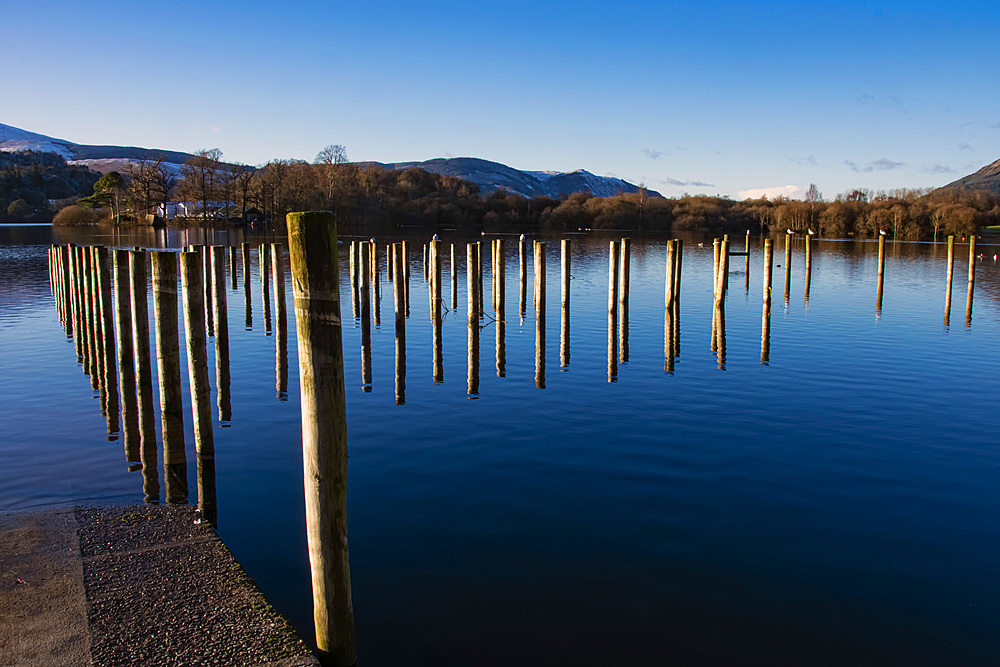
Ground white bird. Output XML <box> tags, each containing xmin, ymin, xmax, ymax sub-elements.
<box><xmin>432</xmin><ymin>233</ymin><xmax>439</xmax><ymax>241</ymax></box>
<box><xmin>370</xmin><ymin>237</ymin><xmax>375</xmax><ymax>243</ymax></box>
<box><xmin>879</xmin><ymin>229</ymin><xmax>887</xmax><ymax>236</ymax></box>
<box><xmin>807</xmin><ymin>229</ymin><xmax>815</xmax><ymax>235</ymax></box>
<box><xmin>994</xmin><ymin>254</ymin><xmax>997</xmax><ymax>262</ymax></box>
<box><xmin>481</xmin><ymin>231</ymin><xmax>486</xmax><ymax>236</ymax></box>
<box><xmin>520</xmin><ymin>233</ymin><xmax>525</xmax><ymax>241</ymax></box>
<box><xmin>787</xmin><ymin>228</ymin><xmax>794</xmax><ymax>234</ymax></box>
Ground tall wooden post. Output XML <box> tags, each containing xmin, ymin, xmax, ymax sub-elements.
<box><xmin>619</xmin><ymin>238</ymin><xmax>630</xmax><ymax>364</ymax></box>
<box><xmin>272</xmin><ymin>243</ymin><xmax>287</xmax><ymax>399</ymax></box>
<box><xmin>744</xmin><ymin>230</ymin><xmax>751</xmax><ymax>293</ymax></box>
<box><xmin>560</xmin><ymin>239</ymin><xmax>570</xmax><ymax>369</ymax></box>
<box><xmin>804</xmin><ymin>234</ymin><xmax>812</xmax><ymax>299</ymax></box>
<box><xmin>534</xmin><ymin>241</ymin><xmax>546</xmax><ymax>389</ymax></box>
<box><xmin>712</xmin><ymin>238</ymin><xmax>721</xmax><ymax>299</ymax></box>
<box><xmin>214</xmin><ymin>246</ymin><xmax>232</xmax><ymax>419</ymax></box>
<box><xmin>392</xmin><ymin>244</ymin><xmax>406</xmax><ymax>406</ymax></box>
<box><xmin>151</xmin><ymin>251</ymin><xmax>187</xmax><ymax>504</ymax></box>
<box><xmin>83</xmin><ymin>247</ymin><xmax>98</xmax><ymax>387</ymax></box>
<box><xmin>370</xmin><ymin>241</ymin><xmax>381</xmax><ymax>328</ymax></box>
<box><xmin>496</xmin><ymin>241</ymin><xmax>506</xmax><ymax>378</ymax></box>
<box><xmin>422</xmin><ymin>242</ymin><xmax>428</xmax><ymax>282</ymax></box>
<box><xmin>203</xmin><ymin>245</ymin><xmax>214</xmax><ymax>334</ymax></box>
<box><xmin>518</xmin><ymin>236</ymin><xmax>527</xmax><ymax>322</ymax></box>
<box><xmin>242</xmin><ymin>242</ymin><xmax>253</xmax><ymax>330</ymax></box>
<box><xmin>431</xmin><ymin>240</ymin><xmax>443</xmax><ymax>383</ymax></box>
<box><xmin>286</xmin><ymin>212</ymin><xmax>356</xmax><ymax>666</ymax></box>
<box><xmin>450</xmin><ymin>243</ymin><xmax>457</xmax><ymax>310</ymax></box>
<box><xmin>467</xmin><ymin>243</ymin><xmax>479</xmax><ymax>398</ymax></box>
<box><xmin>715</xmin><ymin>240</ymin><xmax>729</xmax><ymax>368</ymax></box>
<box><xmin>359</xmin><ymin>243</ymin><xmax>372</xmax><ymax>392</ymax></box>
<box><xmin>476</xmin><ymin>242</ymin><xmax>484</xmax><ymax>317</ymax></box>
<box><xmin>261</xmin><ymin>244</ymin><xmax>272</xmax><ymax>334</ymax></box>
<box><xmin>112</xmin><ymin>250</ymin><xmax>140</xmax><ymax>466</ymax></box>
<box><xmin>944</xmin><ymin>235</ymin><xmax>955</xmax><ymax>326</ymax></box>
<box><xmin>129</xmin><ymin>250</ymin><xmax>159</xmax><ymax>502</ymax></box>
<box><xmin>180</xmin><ymin>251</ymin><xmax>216</xmax><ymax>525</ymax></box>
<box><xmin>608</xmin><ymin>240</ymin><xmax>619</xmax><ymax>383</ymax></box>
<box><xmin>230</xmin><ymin>245</ymin><xmax>238</xmax><ymax>291</ymax></box>
<box><xmin>784</xmin><ymin>232</ymin><xmax>792</xmax><ymax>304</ymax></box>
<box><xmin>96</xmin><ymin>247</ymin><xmax>119</xmax><ymax>436</ymax></box>
<box><xmin>876</xmin><ymin>234</ymin><xmax>886</xmax><ymax>312</ymax></box>
<box><xmin>966</xmin><ymin>236</ymin><xmax>976</xmax><ymax>324</ymax></box>
<box><xmin>402</xmin><ymin>240</ymin><xmax>410</xmax><ymax>317</ymax></box>
<box><xmin>761</xmin><ymin>239</ymin><xmax>774</xmax><ymax>364</ymax></box>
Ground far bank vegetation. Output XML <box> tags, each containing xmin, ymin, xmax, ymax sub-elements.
<box><xmin>20</xmin><ymin>146</ymin><xmax>999</xmax><ymax>239</ymax></box>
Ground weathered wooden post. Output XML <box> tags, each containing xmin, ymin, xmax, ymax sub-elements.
<box><xmin>242</xmin><ymin>242</ymin><xmax>253</xmax><ymax>330</ymax></box>
<box><xmin>129</xmin><ymin>250</ymin><xmax>159</xmax><ymax>503</ymax></box>
<box><xmin>761</xmin><ymin>239</ymin><xmax>774</xmax><ymax>364</ymax></box>
<box><xmin>261</xmin><ymin>244</ymin><xmax>272</xmax><ymax>334</ymax></box>
<box><xmin>360</xmin><ymin>243</ymin><xmax>372</xmax><ymax>392</ymax></box>
<box><xmin>712</xmin><ymin>238</ymin><xmax>721</xmax><ymax>299</ymax></box>
<box><xmin>804</xmin><ymin>233</ymin><xmax>812</xmax><ymax>299</ymax></box>
<box><xmin>560</xmin><ymin>239</ymin><xmax>570</xmax><ymax>369</ymax></box>
<box><xmin>392</xmin><ymin>244</ymin><xmax>406</xmax><ymax>406</ymax></box>
<box><xmin>214</xmin><ymin>246</ymin><xmax>232</xmax><ymax>419</ymax></box>
<box><xmin>422</xmin><ymin>242</ymin><xmax>429</xmax><ymax>282</ymax></box>
<box><xmin>496</xmin><ymin>247</ymin><xmax>506</xmax><ymax>378</ymax></box>
<box><xmin>112</xmin><ymin>250</ymin><xmax>140</xmax><ymax>466</ymax></box>
<box><xmin>60</xmin><ymin>245</ymin><xmax>73</xmax><ymax>337</ymax></box>
<box><xmin>496</xmin><ymin>238</ymin><xmax>505</xmax><ymax>318</ymax></box>
<box><xmin>348</xmin><ymin>241</ymin><xmax>358</xmax><ymax>320</ymax></box>
<box><xmin>784</xmin><ymin>232</ymin><xmax>792</xmax><ymax>304</ymax></box>
<box><xmin>476</xmin><ymin>241</ymin><xmax>484</xmax><ymax>317</ymax></box>
<box><xmin>431</xmin><ymin>240</ymin><xmax>443</xmax><ymax>383</ymax></box>
<box><xmin>966</xmin><ymin>236</ymin><xmax>976</xmax><ymax>324</ymax></box>
<box><xmin>608</xmin><ymin>240</ymin><xmax>619</xmax><ymax>383</ymax></box>
<box><xmin>534</xmin><ymin>241</ymin><xmax>546</xmax><ymax>389</ymax></box>
<box><xmin>491</xmin><ymin>239</ymin><xmax>497</xmax><ymax>311</ymax></box>
<box><xmin>715</xmin><ymin>240</ymin><xmax>729</xmax><ymax>369</ymax></box>
<box><xmin>618</xmin><ymin>238</ymin><xmax>630</xmax><ymax>364</ymax></box>
<box><xmin>876</xmin><ymin>234</ymin><xmax>886</xmax><ymax>312</ymax></box>
<box><xmin>82</xmin><ymin>247</ymin><xmax>98</xmax><ymax>386</ymax></box>
<box><xmin>96</xmin><ymin>247</ymin><xmax>119</xmax><ymax>436</ymax></box>
<box><xmin>151</xmin><ymin>251</ymin><xmax>187</xmax><ymax>504</ymax></box>
<box><xmin>90</xmin><ymin>247</ymin><xmax>109</xmax><ymax>410</ymax></box>
<box><xmin>286</xmin><ymin>212</ymin><xmax>356</xmax><ymax>666</ymax></box>
<box><xmin>450</xmin><ymin>243</ymin><xmax>458</xmax><ymax>310</ymax></box>
<box><xmin>518</xmin><ymin>235</ymin><xmax>527</xmax><ymax>323</ymax></box>
<box><xmin>673</xmin><ymin>240</ymin><xmax>683</xmax><ymax>359</ymax></box>
<box><xmin>271</xmin><ymin>243</ymin><xmax>287</xmax><ymax>399</ymax></box>
<box><xmin>230</xmin><ymin>245</ymin><xmax>238</xmax><ymax>291</ymax></box>
<box><xmin>203</xmin><ymin>245</ymin><xmax>214</xmax><ymax>334</ymax></box>
<box><xmin>72</xmin><ymin>246</ymin><xmax>85</xmax><ymax>363</ymax></box>
<box><xmin>744</xmin><ymin>230</ymin><xmax>751</xmax><ymax>293</ymax></box>
<box><xmin>944</xmin><ymin>235</ymin><xmax>955</xmax><ymax>326</ymax></box>
<box><xmin>370</xmin><ymin>241</ymin><xmax>381</xmax><ymax>328</ymax></box>
<box><xmin>180</xmin><ymin>250</ymin><xmax>216</xmax><ymax>525</ymax></box>
<box><xmin>402</xmin><ymin>240</ymin><xmax>410</xmax><ymax>317</ymax></box>
<box><xmin>467</xmin><ymin>243</ymin><xmax>479</xmax><ymax>398</ymax></box>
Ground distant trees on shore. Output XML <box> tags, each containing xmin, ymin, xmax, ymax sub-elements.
<box><xmin>16</xmin><ymin>145</ymin><xmax>999</xmax><ymax>238</ymax></box>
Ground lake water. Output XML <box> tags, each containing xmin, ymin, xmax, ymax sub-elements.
<box><xmin>2</xmin><ymin>224</ymin><xmax>1000</xmax><ymax>665</ymax></box>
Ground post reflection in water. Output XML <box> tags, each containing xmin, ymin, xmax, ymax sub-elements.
<box><xmin>761</xmin><ymin>239</ymin><xmax>774</xmax><ymax>364</ymax></box>
<box><xmin>286</xmin><ymin>212</ymin><xmax>356</xmax><ymax>666</ymax></box>
<box><xmin>112</xmin><ymin>250</ymin><xmax>140</xmax><ymax>467</ymax></box>
<box><xmin>534</xmin><ymin>241</ymin><xmax>546</xmax><ymax>389</ymax></box>
<box><xmin>359</xmin><ymin>243</ymin><xmax>372</xmax><ymax>392</ymax></box>
<box><xmin>229</xmin><ymin>245</ymin><xmax>238</xmax><ymax>291</ymax></box>
<box><xmin>783</xmin><ymin>232</ymin><xmax>792</xmax><ymax>309</ymax></box>
<box><xmin>212</xmin><ymin>246</ymin><xmax>232</xmax><ymax>420</ymax></box>
<box><xmin>260</xmin><ymin>244</ymin><xmax>272</xmax><ymax>335</ymax></box>
<box><xmin>430</xmin><ymin>240</ymin><xmax>443</xmax><ymax>383</ymax></box>
<box><xmin>966</xmin><ymin>236</ymin><xmax>976</xmax><ymax>325</ymax></box>
<box><xmin>467</xmin><ymin>243</ymin><xmax>479</xmax><ymax>398</ymax></box>
<box><xmin>518</xmin><ymin>236</ymin><xmax>527</xmax><ymax>324</ymax></box>
<box><xmin>202</xmin><ymin>245</ymin><xmax>214</xmax><ymax>335</ymax></box>
<box><xmin>69</xmin><ymin>246</ymin><xmax>83</xmax><ymax>362</ymax></box>
<box><xmin>242</xmin><ymin>242</ymin><xmax>252</xmax><ymax>330</ymax></box>
<box><xmin>664</xmin><ymin>239</ymin><xmax>678</xmax><ymax>373</ymax></box>
<box><xmin>618</xmin><ymin>238</ymin><xmax>630</xmax><ymax>364</ymax></box>
<box><xmin>392</xmin><ymin>244</ymin><xmax>406</xmax><ymax>405</ymax></box>
<box><xmin>96</xmin><ymin>247</ymin><xmax>120</xmax><ymax>437</ymax></box>
<box><xmin>608</xmin><ymin>240</ymin><xmax>619</xmax><ymax>382</ymax></box>
<box><xmin>129</xmin><ymin>249</ymin><xmax>159</xmax><ymax>503</ymax></box>
<box><xmin>152</xmin><ymin>251</ymin><xmax>188</xmax><ymax>504</ymax></box>
<box><xmin>179</xmin><ymin>250</ymin><xmax>217</xmax><ymax>525</ymax></box>
<box><xmin>84</xmin><ymin>247</ymin><xmax>100</xmax><ymax>391</ymax></box>
<box><xmin>272</xmin><ymin>243</ymin><xmax>288</xmax><ymax>400</ymax></box>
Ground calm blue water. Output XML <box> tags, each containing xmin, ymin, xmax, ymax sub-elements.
<box><xmin>2</xmin><ymin>224</ymin><xmax>1000</xmax><ymax>665</ymax></box>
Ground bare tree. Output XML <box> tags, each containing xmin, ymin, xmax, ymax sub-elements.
<box><xmin>180</xmin><ymin>148</ymin><xmax>223</xmax><ymax>222</ymax></box>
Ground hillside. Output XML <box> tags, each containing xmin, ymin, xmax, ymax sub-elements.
<box><xmin>942</xmin><ymin>157</ymin><xmax>1000</xmax><ymax>196</ymax></box>
<box><xmin>383</xmin><ymin>157</ymin><xmax>659</xmax><ymax>198</ymax></box>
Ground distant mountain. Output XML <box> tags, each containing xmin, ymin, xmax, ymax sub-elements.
<box><xmin>0</xmin><ymin>122</ymin><xmax>193</xmax><ymax>178</ymax></box>
<box><xmin>941</xmin><ymin>157</ymin><xmax>1000</xmax><ymax>196</ymax></box>
<box><xmin>382</xmin><ymin>157</ymin><xmax>660</xmax><ymax>199</ymax></box>
<box><xmin>2</xmin><ymin>122</ymin><xmax>657</xmax><ymax>200</ymax></box>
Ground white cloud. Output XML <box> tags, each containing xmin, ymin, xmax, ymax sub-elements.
<box><xmin>738</xmin><ymin>185</ymin><xmax>804</xmax><ymax>200</ymax></box>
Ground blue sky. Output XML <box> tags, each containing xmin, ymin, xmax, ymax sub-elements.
<box><xmin>3</xmin><ymin>0</ymin><xmax>998</xmax><ymax>199</ymax></box>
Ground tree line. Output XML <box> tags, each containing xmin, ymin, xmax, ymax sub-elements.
<box><xmin>0</xmin><ymin>151</ymin><xmax>100</xmax><ymax>222</ymax></box>
<box><xmin>36</xmin><ymin>145</ymin><xmax>1000</xmax><ymax>239</ymax></box>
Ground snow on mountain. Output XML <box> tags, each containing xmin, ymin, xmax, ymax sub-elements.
<box><xmin>0</xmin><ymin>122</ymin><xmax>75</xmax><ymax>158</ymax></box>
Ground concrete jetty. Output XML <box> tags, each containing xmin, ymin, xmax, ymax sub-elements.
<box><xmin>0</xmin><ymin>505</ymin><xmax>319</xmax><ymax>667</ymax></box>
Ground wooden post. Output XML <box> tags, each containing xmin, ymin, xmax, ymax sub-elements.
<box><xmin>450</xmin><ymin>243</ymin><xmax>457</xmax><ymax>310</ymax></box>
<box><xmin>491</xmin><ymin>239</ymin><xmax>497</xmax><ymax>311</ymax></box>
<box><xmin>214</xmin><ymin>246</ymin><xmax>232</xmax><ymax>419</ymax></box>
<box><xmin>618</xmin><ymin>238</ymin><xmax>630</xmax><ymax>364</ymax></box>
<box><xmin>476</xmin><ymin>241</ymin><xmax>484</xmax><ymax>317</ymax></box>
<box><xmin>129</xmin><ymin>250</ymin><xmax>159</xmax><ymax>503</ymax></box>
<box><xmin>151</xmin><ymin>251</ymin><xmax>187</xmax><ymax>504</ymax></box>
<box><xmin>242</xmin><ymin>242</ymin><xmax>253</xmax><ymax>330</ymax></box>
<box><xmin>402</xmin><ymin>240</ymin><xmax>410</xmax><ymax>317</ymax></box>
<box><xmin>966</xmin><ymin>236</ymin><xmax>976</xmax><ymax>324</ymax></box>
<box><xmin>534</xmin><ymin>241</ymin><xmax>546</xmax><ymax>389</ymax></box>
<box><xmin>359</xmin><ymin>243</ymin><xmax>372</xmax><ymax>392</ymax></box>
<box><xmin>519</xmin><ymin>236</ymin><xmax>527</xmax><ymax>323</ymax></box>
<box><xmin>96</xmin><ymin>247</ymin><xmax>119</xmax><ymax>436</ymax></box>
<box><xmin>286</xmin><ymin>211</ymin><xmax>356</xmax><ymax>666</ymax></box>
<box><xmin>423</xmin><ymin>242</ymin><xmax>429</xmax><ymax>282</ymax></box>
<box><xmin>392</xmin><ymin>244</ymin><xmax>406</xmax><ymax>406</ymax></box>
<box><xmin>349</xmin><ymin>241</ymin><xmax>358</xmax><ymax>319</ymax></box>
<box><xmin>89</xmin><ymin>247</ymin><xmax>108</xmax><ymax>408</ymax></box>
<box><xmin>272</xmin><ymin>243</ymin><xmax>287</xmax><ymax>399</ymax></box>
<box><xmin>82</xmin><ymin>247</ymin><xmax>98</xmax><ymax>386</ymax></box>
<box><xmin>876</xmin><ymin>234</ymin><xmax>886</xmax><ymax>312</ymax></box>
<box><xmin>467</xmin><ymin>243</ymin><xmax>479</xmax><ymax>398</ymax></box>
<box><xmin>180</xmin><ymin>250</ymin><xmax>216</xmax><ymax>525</ymax></box>
<box><xmin>203</xmin><ymin>245</ymin><xmax>214</xmax><ymax>335</ymax></box>
<box><xmin>944</xmin><ymin>235</ymin><xmax>955</xmax><ymax>326</ymax></box>
<box><xmin>560</xmin><ymin>239</ymin><xmax>570</xmax><ymax>369</ymax></box>
<box><xmin>761</xmin><ymin>239</ymin><xmax>774</xmax><ymax>364</ymax></box>
<box><xmin>784</xmin><ymin>232</ymin><xmax>792</xmax><ymax>304</ymax></box>
<box><xmin>673</xmin><ymin>240</ymin><xmax>683</xmax><ymax>360</ymax></box>
<box><xmin>431</xmin><ymin>240</ymin><xmax>442</xmax><ymax>383</ymax></box>
<box><xmin>715</xmin><ymin>240</ymin><xmax>729</xmax><ymax>369</ymax></box>
<box><xmin>112</xmin><ymin>250</ymin><xmax>140</xmax><ymax>466</ymax></box>
<box><xmin>496</xmin><ymin>242</ymin><xmax>506</xmax><ymax>378</ymax></box>
<box><xmin>70</xmin><ymin>246</ymin><xmax>83</xmax><ymax>361</ymax></box>
<box><xmin>608</xmin><ymin>240</ymin><xmax>619</xmax><ymax>383</ymax></box>
<box><xmin>60</xmin><ymin>245</ymin><xmax>73</xmax><ymax>337</ymax></box>
<box><xmin>371</xmin><ymin>241</ymin><xmax>381</xmax><ymax>328</ymax></box>
<box><xmin>230</xmin><ymin>245</ymin><xmax>238</xmax><ymax>291</ymax></box>
<box><xmin>804</xmin><ymin>234</ymin><xmax>813</xmax><ymax>299</ymax></box>
<box><xmin>744</xmin><ymin>230</ymin><xmax>751</xmax><ymax>293</ymax></box>
<box><xmin>261</xmin><ymin>244</ymin><xmax>272</xmax><ymax>334</ymax></box>
<box><xmin>712</xmin><ymin>238</ymin><xmax>721</xmax><ymax>299</ymax></box>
